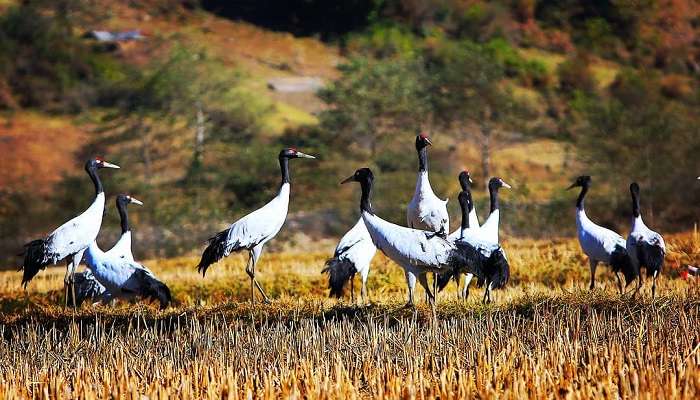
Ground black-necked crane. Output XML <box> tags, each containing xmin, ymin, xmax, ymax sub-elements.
<box><xmin>105</xmin><ymin>194</ymin><xmax>143</xmax><ymax>261</ymax></box>
<box><xmin>83</xmin><ymin>241</ymin><xmax>171</xmax><ymax>309</ymax></box>
<box><xmin>447</xmin><ymin>171</ymin><xmax>480</xmax><ymax>298</ymax></box>
<box><xmin>406</xmin><ymin>133</ymin><xmax>449</xmax><ymax>302</ymax></box>
<box><xmin>439</xmin><ymin>185</ymin><xmax>510</xmax><ymax>303</ymax></box>
<box><xmin>21</xmin><ymin>157</ymin><xmax>120</xmax><ymax>307</ymax></box>
<box><xmin>626</xmin><ymin>182</ymin><xmax>665</xmax><ymax>298</ymax></box>
<box><xmin>342</xmin><ymin>167</ymin><xmax>482</xmax><ymax>307</ymax></box>
<box><xmin>68</xmin><ymin>194</ymin><xmax>143</xmax><ymax>306</ymax></box>
<box><xmin>196</xmin><ymin>148</ymin><xmax>316</xmax><ymax>304</ymax></box>
<box><xmin>568</xmin><ymin>175</ymin><xmax>636</xmax><ymax>293</ymax></box>
<box><xmin>322</xmin><ymin>218</ymin><xmax>376</xmax><ymax>303</ymax></box>
<box><xmin>478</xmin><ymin>177</ymin><xmax>512</xmax><ymax>243</ymax></box>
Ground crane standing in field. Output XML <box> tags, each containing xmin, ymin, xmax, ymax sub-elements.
<box><xmin>322</xmin><ymin>218</ymin><xmax>376</xmax><ymax>303</ymax></box>
<box><xmin>105</xmin><ymin>194</ymin><xmax>144</xmax><ymax>261</ymax></box>
<box><xmin>439</xmin><ymin>184</ymin><xmax>510</xmax><ymax>303</ymax></box>
<box><xmin>445</xmin><ymin>174</ymin><xmax>511</xmax><ymax>299</ymax></box>
<box><xmin>478</xmin><ymin>177</ymin><xmax>512</xmax><ymax>244</ymax></box>
<box><xmin>196</xmin><ymin>148</ymin><xmax>316</xmax><ymax>304</ymax></box>
<box><xmin>342</xmin><ymin>168</ymin><xmax>485</xmax><ymax>307</ymax></box>
<box><xmin>568</xmin><ymin>175</ymin><xmax>636</xmax><ymax>293</ymax></box>
<box><xmin>406</xmin><ymin>133</ymin><xmax>449</xmax><ymax>302</ymax></box>
<box><xmin>68</xmin><ymin>194</ymin><xmax>144</xmax><ymax>306</ymax></box>
<box><xmin>626</xmin><ymin>182</ymin><xmax>666</xmax><ymax>298</ymax></box>
<box><xmin>447</xmin><ymin>171</ymin><xmax>479</xmax><ymax>298</ymax></box>
<box><xmin>448</xmin><ymin>171</ymin><xmax>480</xmax><ymax>239</ymax></box>
<box><xmin>83</xmin><ymin>241</ymin><xmax>171</xmax><ymax>309</ymax></box>
<box><xmin>21</xmin><ymin>157</ymin><xmax>120</xmax><ymax>307</ymax></box>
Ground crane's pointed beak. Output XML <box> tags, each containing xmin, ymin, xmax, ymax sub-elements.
<box><xmin>130</xmin><ymin>197</ymin><xmax>144</xmax><ymax>206</ymax></box>
<box><xmin>425</xmin><ymin>137</ymin><xmax>432</xmax><ymax>146</ymax></box>
<box><xmin>340</xmin><ymin>175</ymin><xmax>355</xmax><ymax>184</ymax></box>
<box><xmin>469</xmin><ymin>176</ymin><xmax>473</xmax><ymax>183</ymax></box>
<box><xmin>502</xmin><ymin>181</ymin><xmax>512</xmax><ymax>189</ymax></box>
<box><xmin>566</xmin><ymin>183</ymin><xmax>577</xmax><ymax>190</ymax></box>
<box><xmin>101</xmin><ymin>161</ymin><xmax>120</xmax><ymax>169</ymax></box>
<box><xmin>296</xmin><ymin>152</ymin><xmax>316</xmax><ymax>159</ymax></box>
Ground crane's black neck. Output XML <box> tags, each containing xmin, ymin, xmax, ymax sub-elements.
<box><xmin>576</xmin><ymin>185</ymin><xmax>589</xmax><ymax>210</ymax></box>
<box><xmin>459</xmin><ymin>176</ymin><xmax>471</xmax><ymax>192</ymax></box>
<box><xmin>85</xmin><ymin>165</ymin><xmax>103</xmax><ymax>195</ymax></box>
<box><xmin>117</xmin><ymin>199</ymin><xmax>130</xmax><ymax>234</ymax></box>
<box><xmin>279</xmin><ymin>156</ymin><xmax>290</xmax><ymax>184</ymax></box>
<box><xmin>417</xmin><ymin>146</ymin><xmax>428</xmax><ymax>172</ymax></box>
<box><xmin>359</xmin><ymin>177</ymin><xmax>374</xmax><ymax>215</ymax></box>
<box><xmin>489</xmin><ymin>184</ymin><xmax>499</xmax><ymax>213</ymax></box>
<box><xmin>631</xmin><ymin>187</ymin><xmax>641</xmax><ymax>218</ymax></box>
<box><xmin>459</xmin><ymin>191</ymin><xmax>472</xmax><ymax>231</ymax></box>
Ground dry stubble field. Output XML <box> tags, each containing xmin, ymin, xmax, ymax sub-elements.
<box><xmin>1</xmin><ymin>234</ymin><xmax>700</xmax><ymax>399</ymax></box>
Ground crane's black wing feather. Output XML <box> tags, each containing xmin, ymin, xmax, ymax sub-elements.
<box><xmin>21</xmin><ymin>239</ymin><xmax>52</xmax><ymax>287</ymax></box>
<box><xmin>322</xmin><ymin>257</ymin><xmax>357</xmax><ymax>298</ymax></box>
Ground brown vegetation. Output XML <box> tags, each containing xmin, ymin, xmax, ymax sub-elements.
<box><xmin>1</xmin><ymin>233</ymin><xmax>699</xmax><ymax>398</ymax></box>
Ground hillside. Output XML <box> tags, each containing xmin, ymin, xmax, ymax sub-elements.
<box><xmin>1</xmin><ymin>0</ymin><xmax>699</xmax><ymax>264</ymax></box>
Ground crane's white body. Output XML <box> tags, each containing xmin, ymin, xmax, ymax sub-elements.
<box><xmin>84</xmin><ymin>241</ymin><xmax>158</xmax><ymax>303</ymax></box>
<box><xmin>627</xmin><ymin>216</ymin><xmax>666</xmax><ymax>268</ymax></box>
<box><xmin>407</xmin><ymin>171</ymin><xmax>449</xmax><ymax>233</ymax></box>
<box><xmin>43</xmin><ymin>192</ymin><xmax>106</xmax><ymax>265</ymax></box>
<box><xmin>479</xmin><ymin>209</ymin><xmax>500</xmax><ymax>243</ymax></box>
<box><xmin>222</xmin><ymin>183</ymin><xmax>290</xmax><ymax>259</ymax></box>
<box><xmin>105</xmin><ymin>231</ymin><xmax>134</xmax><ymax>261</ymax></box>
<box><xmin>576</xmin><ymin>208</ymin><xmax>626</xmax><ymax>264</ymax></box>
<box><xmin>77</xmin><ymin>230</ymin><xmax>137</xmax><ymax>304</ymax></box>
<box><xmin>364</xmin><ymin>210</ymin><xmax>454</xmax><ymax>304</ymax></box>
<box><xmin>455</xmin><ymin>229</ymin><xmax>502</xmax><ymax>258</ymax></box>
<box><xmin>333</xmin><ymin>218</ymin><xmax>376</xmax><ymax>285</ymax></box>
<box><xmin>406</xmin><ymin>170</ymin><xmax>449</xmax><ymax>300</ymax></box>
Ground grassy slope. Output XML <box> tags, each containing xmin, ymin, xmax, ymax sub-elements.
<box><xmin>1</xmin><ymin>2</ymin><xmax>630</xmax><ymax>209</ymax></box>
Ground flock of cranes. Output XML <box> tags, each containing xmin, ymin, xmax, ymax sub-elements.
<box><xmin>18</xmin><ymin>135</ymin><xmax>669</xmax><ymax>309</ymax></box>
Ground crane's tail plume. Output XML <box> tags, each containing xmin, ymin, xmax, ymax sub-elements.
<box><xmin>436</xmin><ymin>270</ymin><xmax>457</xmax><ymax>292</ymax></box>
<box><xmin>322</xmin><ymin>257</ymin><xmax>357</xmax><ymax>298</ymax></box>
<box><xmin>66</xmin><ymin>270</ymin><xmax>107</xmax><ymax>307</ymax></box>
<box><xmin>486</xmin><ymin>248</ymin><xmax>510</xmax><ymax>290</ymax></box>
<box><xmin>197</xmin><ymin>229</ymin><xmax>231</xmax><ymax>276</ymax></box>
<box><xmin>21</xmin><ymin>239</ymin><xmax>51</xmax><ymax>287</ymax></box>
<box><xmin>131</xmin><ymin>270</ymin><xmax>172</xmax><ymax>309</ymax></box>
<box><xmin>610</xmin><ymin>245</ymin><xmax>637</xmax><ymax>286</ymax></box>
<box><xmin>637</xmin><ymin>242</ymin><xmax>665</xmax><ymax>276</ymax></box>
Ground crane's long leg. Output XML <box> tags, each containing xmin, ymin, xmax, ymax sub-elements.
<box><xmin>405</xmin><ymin>270</ymin><xmax>416</xmax><ymax>307</ymax></box>
<box><xmin>418</xmin><ymin>272</ymin><xmax>434</xmax><ymax>306</ymax></box>
<box><xmin>462</xmin><ymin>273</ymin><xmax>474</xmax><ymax>300</ymax></box>
<box><xmin>652</xmin><ymin>270</ymin><xmax>658</xmax><ymax>299</ymax></box>
<box><xmin>64</xmin><ymin>258</ymin><xmax>71</xmax><ymax>308</ymax></box>
<box><xmin>361</xmin><ymin>276</ymin><xmax>367</xmax><ymax>304</ymax></box>
<box><xmin>482</xmin><ymin>283</ymin><xmax>489</xmax><ymax>304</ymax></box>
<box><xmin>432</xmin><ymin>272</ymin><xmax>438</xmax><ymax>304</ymax></box>
<box><xmin>247</xmin><ymin>245</ymin><xmax>270</xmax><ymax>304</ymax></box>
<box><xmin>245</xmin><ymin>253</ymin><xmax>255</xmax><ymax>305</ymax></box>
<box><xmin>588</xmin><ymin>259</ymin><xmax>598</xmax><ymax>290</ymax></box>
<box><xmin>615</xmin><ymin>272</ymin><xmax>624</xmax><ymax>296</ymax></box>
<box><xmin>633</xmin><ymin>270</ymin><xmax>644</xmax><ymax>298</ymax></box>
<box><xmin>64</xmin><ymin>249</ymin><xmax>85</xmax><ymax>308</ymax></box>
<box><xmin>350</xmin><ymin>273</ymin><xmax>355</xmax><ymax>304</ymax></box>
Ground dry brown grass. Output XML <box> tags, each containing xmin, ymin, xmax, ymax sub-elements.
<box><xmin>1</xmin><ymin>234</ymin><xmax>699</xmax><ymax>398</ymax></box>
